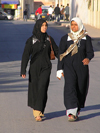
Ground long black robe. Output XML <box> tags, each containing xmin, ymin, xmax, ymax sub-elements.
<box><xmin>21</xmin><ymin>35</ymin><xmax>58</xmax><ymax>113</ymax></box>
<box><xmin>57</xmin><ymin>34</ymin><xmax>94</xmax><ymax>111</ymax></box>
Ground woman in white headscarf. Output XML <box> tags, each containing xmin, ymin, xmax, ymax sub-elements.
<box><xmin>57</xmin><ymin>17</ymin><xmax>94</xmax><ymax>121</ymax></box>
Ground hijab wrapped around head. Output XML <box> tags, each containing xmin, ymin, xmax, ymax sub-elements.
<box><xmin>32</xmin><ymin>19</ymin><xmax>48</xmax><ymax>42</ymax></box>
<box><xmin>60</xmin><ymin>17</ymin><xmax>87</xmax><ymax>61</ymax></box>
<box><xmin>71</xmin><ymin>17</ymin><xmax>84</xmax><ymax>33</ymax></box>
<box><xmin>70</xmin><ymin>17</ymin><xmax>87</xmax><ymax>40</ymax></box>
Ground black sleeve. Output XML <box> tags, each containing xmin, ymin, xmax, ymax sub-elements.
<box><xmin>86</xmin><ymin>35</ymin><xmax>94</xmax><ymax>60</ymax></box>
<box><xmin>20</xmin><ymin>37</ymin><xmax>32</xmax><ymax>76</ymax></box>
<box><xmin>57</xmin><ymin>35</ymin><xmax>68</xmax><ymax>70</ymax></box>
<box><xmin>50</xmin><ymin>36</ymin><xmax>59</xmax><ymax>58</ymax></box>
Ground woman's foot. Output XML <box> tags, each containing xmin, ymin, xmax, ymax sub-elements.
<box><xmin>33</xmin><ymin>109</ymin><xmax>44</xmax><ymax>122</ymax></box>
<box><xmin>35</xmin><ymin>116</ymin><xmax>42</xmax><ymax>122</ymax></box>
<box><xmin>68</xmin><ymin>114</ymin><xmax>78</xmax><ymax>122</ymax></box>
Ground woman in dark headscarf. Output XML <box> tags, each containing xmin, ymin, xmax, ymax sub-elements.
<box><xmin>57</xmin><ymin>17</ymin><xmax>94</xmax><ymax>122</ymax></box>
<box><xmin>21</xmin><ymin>19</ymin><xmax>58</xmax><ymax>121</ymax></box>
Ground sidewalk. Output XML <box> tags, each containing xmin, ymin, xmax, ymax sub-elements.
<box><xmin>59</xmin><ymin>20</ymin><xmax>100</xmax><ymax>37</ymax></box>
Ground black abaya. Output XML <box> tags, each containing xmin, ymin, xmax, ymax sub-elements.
<box><xmin>57</xmin><ymin>34</ymin><xmax>94</xmax><ymax>110</ymax></box>
<box><xmin>21</xmin><ymin>19</ymin><xmax>58</xmax><ymax>113</ymax></box>
<box><xmin>21</xmin><ymin>35</ymin><xmax>58</xmax><ymax>113</ymax></box>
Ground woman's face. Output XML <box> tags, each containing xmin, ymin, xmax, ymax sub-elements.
<box><xmin>71</xmin><ymin>21</ymin><xmax>79</xmax><ymax>32</ymax></box>
<box><xmin>41</xmin><ymin>22</ymin><xmax>47</xmax><ymax>33</ymax></box>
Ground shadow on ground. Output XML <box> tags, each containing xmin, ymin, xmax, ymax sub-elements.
<box><xmin>80</xmin><ymin>104</ymin><xmax>100</xmax><ymax>121</ymax></box>
<box><xmin>44</xmin><ymin>104</ymin><xmax>100</xmax><ymax>121</ymax></box>
<box><xmin>92</xmin><ymin>38</ymin><xmax>100</xmax><ymax>51</ymax></box>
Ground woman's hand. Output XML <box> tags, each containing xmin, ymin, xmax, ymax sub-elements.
<box><xmin>82</xmin><ymin>58</ymin><xmax>90</xmax><ymax>65</ymax></box>
<box><xmin>56</xmin><ymin>70</ymin><xmax>64</xmax><ymax>80</ymax></box>
<box><xmin>22</xmin><ymin>74</ymin><xmax>26</xmax><ymax>78</ymax></box>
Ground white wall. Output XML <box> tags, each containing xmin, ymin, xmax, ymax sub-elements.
<box><xmin>70</xmin><ymin>0</ymin><xmax>88</xmax><ymax>24</ymax></box>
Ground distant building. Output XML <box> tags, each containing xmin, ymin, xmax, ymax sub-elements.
<box><xmin>19</xmin><ymin>0</ymin><xmax>34</xmax><ymax>19</ymax></box>
<box><xmin>1</xmin><ymin>0</ymin><xmax>19</xmax><ymax>16</ymax></box>
<box><xmin>70</xmin><ymin>0</ymin><xmax>100</xmax><ymax>29</ymax></box>
<box><xmin>1</xmin><ymin>0</ymin><xmax>34</xmax><ymax>19</ymax></box>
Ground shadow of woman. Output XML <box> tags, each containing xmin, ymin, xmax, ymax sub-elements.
<box><xmin>44</xmin><ymin>104</ymin><xmax>100</xmax><ymax>121</ymax></box>
<box><xmin>79</xmin><ymin>104</ymin><xmax>100</xmax><ymax>121</ymax></box>
<box><xmin>79</xmin><ymin>112</ymin><xmax>100</xmax><ymax>121</ymax></box>
<box><xmin>44</xmin><ymin>110</ymin><xmax>66</xmax><ymax>120</ymax></box>
<box><xmin>81</xmin><ymin>104</ymin><xmax>100</xmax><ymax>112</ymax></box>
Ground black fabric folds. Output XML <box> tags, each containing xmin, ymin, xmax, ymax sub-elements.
<box><xmin>32</xmin><ymin>19</ymin><xmax>48</xmax><ymax>42</ymax></box>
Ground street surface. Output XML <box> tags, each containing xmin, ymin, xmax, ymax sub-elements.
<box><xmin>0</xmin><ymin>20</ymin><xmax>100</xmax><ymax>133</ymax></box>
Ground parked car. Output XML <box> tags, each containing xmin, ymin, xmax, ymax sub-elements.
<box><xmin>0</xmin><ymin>11</ymin><xmax>13</xmax><ymax>20</ymax></box>
<box><xmin>35</xmin><ymin>8</ymin><xmax>49</xmax><ymax>21</ymax></box>
<box><xmin>30</xmin><ymin>12</ymin><xmax>35</xmax><ymax>20</ymax></box>
<box><xmin>41</xmin><ymin>8</ymin><xmax>49</xmax><ymax>20</ymax></box>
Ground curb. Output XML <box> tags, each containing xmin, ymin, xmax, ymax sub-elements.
<box><xmin>61</xmin><ymin>23</ymin><xmax>70</xmax><ymax>28</ymax></box>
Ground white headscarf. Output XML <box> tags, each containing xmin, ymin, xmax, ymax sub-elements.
<box><xmin>60</xmin><ymin>17</ymin><xmax>88</xmax><ymax>60</ymax></box>
<box><xmin>70</xmin><ymin>17</ymin><xmax>86</xmax><ymax>39</ymax></box>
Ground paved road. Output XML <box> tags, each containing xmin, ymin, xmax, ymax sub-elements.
<box><xmin>0</xmin><ymin>20</ymin><xmax>100</xmax><ymax>133</ymax></box>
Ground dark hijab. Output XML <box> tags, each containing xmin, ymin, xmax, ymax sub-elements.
<box><xmin>32</xmin><ymin>19</ymin><xmax>48</xmax><ymax>42</ymax></box>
